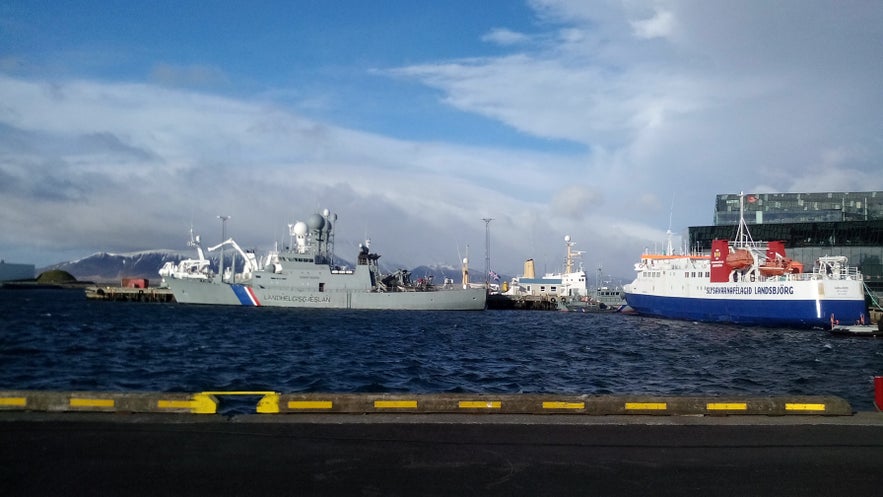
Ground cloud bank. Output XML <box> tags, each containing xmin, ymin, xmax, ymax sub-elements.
<box><xmin>2</xmin><ymin>0</ymin><xmax>882</xmax><ymax>280</ymax></box>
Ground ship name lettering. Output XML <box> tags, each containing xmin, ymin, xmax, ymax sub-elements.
<box><xmin>706</xmin><ymin>285</ymin><xmax>794</xmax><ymax>296</ymax></box>
<box><xmin>265</xmin><ymin>294</ymin><xmax>332</xmax><ymax>303</ymax></box>
<box><xmin>754</xmin><ymin>285</ymin><xmax>794</xmax><ymax>295</ymax></box>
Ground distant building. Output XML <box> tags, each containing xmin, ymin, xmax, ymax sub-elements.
<box><xmin>690</xmin><ymin>191</ymin><xmax>883</xmax><ymax>294</ymax></box>
<box><xmin>0</xmin><ymin>261</ymin><xmax>36</xmax><ymax>282</ymax></box>
<box><xmin>713</xmin><ymin>191</ymin><xmax>883</xmax><ymax>225</ymax></box>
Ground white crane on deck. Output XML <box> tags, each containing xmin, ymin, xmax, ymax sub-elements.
<box><xmin>208</xmin><ymin>238</ymin><xmax>260</xmax><ymax>281</ymax></box>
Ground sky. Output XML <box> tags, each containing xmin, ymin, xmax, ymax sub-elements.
<box><xmin>2</xmin><ymin>0</ymin><xmax>882</xmax><ymax>279</ymax></box>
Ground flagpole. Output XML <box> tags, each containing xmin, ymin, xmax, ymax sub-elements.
<box><xmin>482</xmin><ymin>217</ymin><xmax>493</xmax><ymax>290</ymax></box>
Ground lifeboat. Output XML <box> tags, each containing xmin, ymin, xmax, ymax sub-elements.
<box><xmin>759</xmin><ymin>265</ymin><xmax>785</xmax><ymax>276</ymax></box>
<box><xmin>726</xmin><ymin>249</ymin><xmax>753</xmax><ymax>269</ymax></box>
<box><xmin>759</xmin><ymin>258</ymin><xmax>803</xmax><ymax>276</ymax></box>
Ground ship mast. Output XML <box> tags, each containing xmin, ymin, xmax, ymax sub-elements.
<box><xmin>734</xmin><ymin>192</ymin><xmax>755</xmax><ymax>248</ymax></box>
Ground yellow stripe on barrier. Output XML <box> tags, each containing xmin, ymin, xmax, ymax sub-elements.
<box><xmin>542</xmin><ymin>401</ymin><xmax>585</xmax><ymax>410</ymax></box>
<box><xmin>70</xmin><ymin>398</ymin><xmax>115</xmax><ymax>408</ymax></box>
<box><xmin>706</xmin><ymin>402</ymin><xmax>748</xmax><ymax>411</ymax></box>
<box><xmin>374</xmin><ymin>400</ymin><xmax>418</xmax><ymax>409</ymax></box>
<box><xmin>156</xmin><ymin>396</ymin><xmax>218</xmax><ymax>414</ymax></box>
<box><xmin>785</xmin><ymin>403</ymin><xmax>826</xmax><ymax>412</ymax></box>
<box><xmin>288</xmin><ymin>400</ymin><xmax>333</xmax><ymax>410</ymax></box>
<box><xmin>157</xmin><ymin>400</ymin><xmax>196</xmax><ymax>409</ymax></box>
<box><xmin>0</xmin><ymin>397</ymin><xmax>27</xmax><ymax>407</ymax></box>
<box><xmin>625</xmin><ymin>402</ymin><xmax>667</xmax><ymax>411</ymax></box>
<box><xmin>459</xmin><ymin>400</ymin><xmax>501</xmax><ymax>409</ymax></box>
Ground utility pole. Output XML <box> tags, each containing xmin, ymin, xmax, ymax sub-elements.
<box><xmin>482</xmin><ymin>217</ymin><xmax>493</xmax><ymax>289</ymax></box>
<box><xmin>218</xmin><ymin>215</ymin><xmax>230</xmax><ymax>281</ymax></box>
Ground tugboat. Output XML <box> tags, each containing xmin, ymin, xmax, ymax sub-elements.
<box><xmin>499</xmin><ymin>235</ymin><xmax>625</xmax><ymax>312</ymax></box>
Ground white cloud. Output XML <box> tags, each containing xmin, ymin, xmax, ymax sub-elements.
<box><xmin>2</xmin><ymin>0</ymin><xmax>883</xmax><ymax>280</ymax></box>
<box><xmin>630</xmin><ymin>9</ymin><xmax>675</xmax><ymax>39</ymax></box>
<box><xmin>0</xmin><ymin>75</ymin><xmax>641</xmax><ymax>276</ymax></box>
<box><xmin>391</xmin><ymin>0</ymin><xmax>883</xmax><ymax>226</ymax></box>
<box><xmin>482</xmin><ymin>28</ymin><xmax>531</xmax><ymax>46</ymax></box>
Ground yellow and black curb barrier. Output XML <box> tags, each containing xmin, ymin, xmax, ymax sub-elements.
<box><xmin>0</xmin><ymin>391</ymin><xmax>854</xmax><ymax>416</ymax></box>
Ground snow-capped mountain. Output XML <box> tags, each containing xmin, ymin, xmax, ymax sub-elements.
<box><xmin>39</xmin><ymin>252</ymin><xmax>498</xmax><ymax>286</ymax></box>
<box><xmin>41</xmin><ymin>250</ymin><xmax>191</xmax><ymax>283</ymax></box>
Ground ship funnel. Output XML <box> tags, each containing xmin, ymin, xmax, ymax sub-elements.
<box><xmin>523</xmin><ymin>258</ymin><xmax>535</xmax><ymax>279</ymax></box>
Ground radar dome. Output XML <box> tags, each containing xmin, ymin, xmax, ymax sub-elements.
<box><xmin>322</xmin><ymin>208</ymin><xmax>330</xmax><ymax>217</ymax></box>
<box><xmin>307</xmin><ymin>213</ymin><xmax>325</xmax><ymax>231</ymax></box>
<box><xmin>564</xmin><ymin>235</ymin><xmax>571</xmax><ymax>243</ymax></box>
<box><xmin>293</xmin><ymin>221</ymin><xmax>308</xmax><ymax>236</ymax></box>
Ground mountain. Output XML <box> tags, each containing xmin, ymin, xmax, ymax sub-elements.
<box><xmin>39</xmin><ymin>251</ymin><xmax>504</xmax><ymax>286</ymax></box>
<box><xmin>41</xmin><ymin>250</ymin><xmax>189</xmax><ymax>284</ymax></box>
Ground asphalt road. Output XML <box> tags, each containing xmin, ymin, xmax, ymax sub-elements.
<box><xmin>2</xmin><ymin>413</ymin><xmax>883</xmax><ymax>496</ymax></box>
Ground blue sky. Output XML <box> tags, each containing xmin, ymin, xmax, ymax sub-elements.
<box><xmin>2</xmin><ymin>1</ymin><xmax>883</xmax><ymax>278</ymax></box>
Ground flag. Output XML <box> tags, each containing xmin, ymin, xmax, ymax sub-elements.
<box><xmin>747</xmin><ymin>195</ymin><xmax>757</xmax><ymax>203</ymax></box>
<box><xmin>489</xmin><ymin>270</ymin><xmax>500</xmax><ymax>281</ymax></box>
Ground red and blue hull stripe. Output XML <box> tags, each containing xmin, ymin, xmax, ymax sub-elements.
<box><xmin>231</xmin><ymin>285</ymin><xmax>261</xmax><ymax>306</ymax></box>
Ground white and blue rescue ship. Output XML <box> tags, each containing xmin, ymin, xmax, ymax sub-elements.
<box><xmin>623</xmin><ymin>194</ymin><xmax>867</xmax><ymax>329</ymax></box>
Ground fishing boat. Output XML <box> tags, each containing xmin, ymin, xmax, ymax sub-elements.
<box><xmin>159</xmin><ymin>208</ymin><xmax>486</xmax><ymax>310</ymax></box>
<box><xmin>623</xmin><ymin>193</ymin><xmax>867</xmax><ymax>329</ymax></box>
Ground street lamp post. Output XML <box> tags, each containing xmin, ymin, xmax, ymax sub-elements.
<box><xmin>482</xmin><ymin>217</ymin><xmax>493</xmax><ymax>289</ymax></box>
<box><xmin>218</xmin><ymin>215</ymin><xmax>230</xmax><ymax>281</ymax></box>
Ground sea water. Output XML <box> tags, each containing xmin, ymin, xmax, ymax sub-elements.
<box><xmin>1</xmin><ymin>289</ymin><xmax>881</xmax><ymax>411</ymax></box>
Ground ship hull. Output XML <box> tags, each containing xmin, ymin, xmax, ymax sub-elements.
<box><xmin>624</xmin><ymin>280</ymin><xmax>867</xmax><ymax>329</ymax></box>
<box><xmin>166</xmin><ymin>277</ymin><xmax>486</xmax><ymax>311</ymax></box>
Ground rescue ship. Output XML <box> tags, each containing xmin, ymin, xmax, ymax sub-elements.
<box><xmin>623</xmin><ymin>193</ymin><xmax>867</xmax><ymax>329</ymax></box>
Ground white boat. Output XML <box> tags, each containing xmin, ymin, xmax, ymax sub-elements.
<box><xmin>159</xmin><ymin>209</ymin><xmax>486</xmax><ymax>310</ymax></box>
<box><xmin>503</xmin><ymin>235</ymin><xmax>625</xmax><ymax>312</ymax></box>
<box><xmin>623</xmin><ymin>193</ymin><xmax>867</xmax><ymax>328</ymax></box>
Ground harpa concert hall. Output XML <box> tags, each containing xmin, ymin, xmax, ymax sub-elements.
<box><xmin>689</xmin><ymin>191</ymin><xmax>883</xmax><ymax>299</ymax></box>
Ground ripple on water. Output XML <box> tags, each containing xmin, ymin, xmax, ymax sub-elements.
<box><xmin>1</xmin><ymin>290</ymin><xmax>882</xmax><ymax>410</ymax></box>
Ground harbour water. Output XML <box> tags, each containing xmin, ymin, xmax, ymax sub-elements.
<box><xmin>1</xmin><ymin>289</ymin><xmax>881</xmax><ymax>411</ymax></box>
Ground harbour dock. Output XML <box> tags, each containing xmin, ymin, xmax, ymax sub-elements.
<box><xmin>487</xmin><ymin>293</ymin><xmax>559</xmax><ymax>310</ymax></box>
<box><xmin>2</xmin><ymin>390</ymin><xmax>882</xmax><ymax>496</ymax></box>
<box><xmin>84</xmin><ymin>285</ymin><xmax>175</xmax><ymax>302</ymax></box>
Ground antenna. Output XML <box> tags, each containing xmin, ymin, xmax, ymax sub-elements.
<box><xmin>666</xmin><ymin>194</ymin><xmax>675</xmax><ymax>255</ymax></box>
<box><xmin>735</xmin><ymin>192</ymin><xmax>755</xmax><ymax>248</ymax></box>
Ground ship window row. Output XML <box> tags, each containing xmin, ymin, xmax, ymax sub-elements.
<box><xmin>526</xmin><ymin>285</ymin><xmax>557</xmax><ymax>293</ymax></box>
<box><xmin>280</xmin><ymin>256</ymin><xmax>314</xmax><ymax>263</ymax></box>
<box><xmin>684</xmin><ymin>271</ymin><xmax>711</xmax><ymax>278</ymax></box>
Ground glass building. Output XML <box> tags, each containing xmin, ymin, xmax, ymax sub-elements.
<box><xmin>689</xmin><ymin>192</ymin><xmax>883</xmax><ymax>294</ymax></box>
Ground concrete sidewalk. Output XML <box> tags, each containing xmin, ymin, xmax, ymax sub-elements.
<box><xmin>2</xmin><ymin>412</ymin><xmax>883</xmax><ymax>496</ymax></box>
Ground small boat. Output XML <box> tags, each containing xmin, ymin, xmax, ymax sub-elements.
<box><xmin>828</xmin><ymin>323</ymin><xmax>883</xmax><ymax>337</ymax></box>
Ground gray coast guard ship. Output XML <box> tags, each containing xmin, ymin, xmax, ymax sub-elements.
<box><xmin>159</xmin><ymin>209</ymin><xmax>486</xmax><ymax>310</ymax></box>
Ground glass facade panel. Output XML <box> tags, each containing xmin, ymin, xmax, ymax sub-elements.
<box><xmin>713</xmin><ymin>191</ymin><xmax>883</xmax><ymax>225</ymax></box>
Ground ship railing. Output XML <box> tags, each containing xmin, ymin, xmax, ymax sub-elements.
<box><xmin>781</xmin><ymin>269</ymin><xmax>863</xmax><ymax>282</ymax></box>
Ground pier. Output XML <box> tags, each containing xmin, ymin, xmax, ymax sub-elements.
<box><xmin>84</xmin><ymin>285</ymin><xmax>175</xmax><ymax>303</ymax></box>
<box><xmin>1</xmin><ymin>390</ymin><xmax>882</xmax><ymax>496</ymax></box>
<box><xmin>487</xmin><ymin>293</ymin><xmax>559</xmax><ymax>310</ymax></box>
